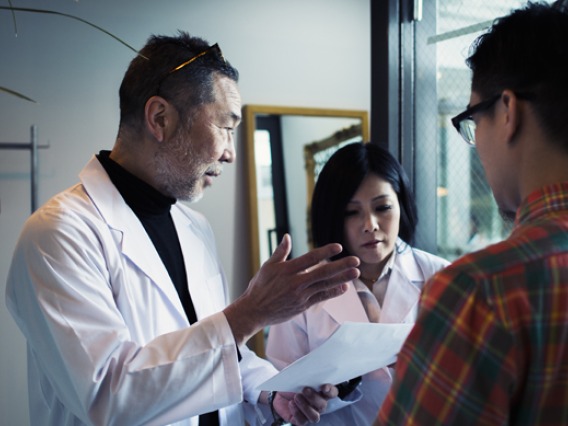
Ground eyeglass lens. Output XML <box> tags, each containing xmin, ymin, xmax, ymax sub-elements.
<box><xmin>459</xmin><ymin>119</ymin><xmax>476</xmax><ymax>145</ymax></box>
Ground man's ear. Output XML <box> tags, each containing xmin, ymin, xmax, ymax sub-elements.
<box><xmin>144</xmin><ymin>96</ymin><xmax>175</xmax><ymax>142</ymax></box>
<box><xmin>501</xmin><ymin>89</ymin><xmax>521</xmax><ymax>144</ymax></box>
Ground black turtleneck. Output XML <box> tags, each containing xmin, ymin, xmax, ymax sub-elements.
<box><xmin>97</xmin><ymin>151</ymin><xmax>219</xmax><ymax>426</ymax></box>
<box><xmin>97</xmin><ymin>150</ymin><xmax>199</xmax><ymax>324</ymax></box>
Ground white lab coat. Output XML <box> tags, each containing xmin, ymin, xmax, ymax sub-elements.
<box><xmin>266</xmin><ymin>243</ymin><xmax>449</xmax><ymax>425</ymax></box>
<box><xmin>5</xmin><ymin>156</ymin><xmax>277</xmax><ymax>426</ymax></box>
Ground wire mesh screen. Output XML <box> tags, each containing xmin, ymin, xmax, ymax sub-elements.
<box><xmin>416</xmin><ymin>1</ymin><xmax>553</xmax><ymax>261</ymax></box>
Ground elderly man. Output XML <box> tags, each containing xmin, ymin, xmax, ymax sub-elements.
<box><xmin>5</xmin><ymin>32</ymin><xmax>360</xmax><ymax>426</ymax></box>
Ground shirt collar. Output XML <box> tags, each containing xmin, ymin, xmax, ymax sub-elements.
<box><xmin>378</xmin><ymin>244</ymin><xmax>397</xmax><ymax>281</ymax></box>
<box><xmin>514</xmin><ymin>182</ymin><xmax>568</xmax><ymax>228</ymax></box>
<box><xmin>96</xmin><ymin>150</ymin><xmax>176</xmax><ymax>216</ymax></box>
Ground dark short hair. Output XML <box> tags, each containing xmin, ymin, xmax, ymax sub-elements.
<box><xmin>118</xmin><ymin>31</ymin><xmax>239</xmax><ymax>132</ymax></box>
<box><xmin>467</xmin><ymin>2</ymin><xmax>568</xmax><ymax>146</ymax></box>
<box><xmin>310</xmin><ymin>142</ymin><xmax>418</xmax><ymax>258</ymax></box>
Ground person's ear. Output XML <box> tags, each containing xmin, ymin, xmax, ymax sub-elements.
<box><xmin>500</xmin><ymin>89</ymin><xmax>521</xmax><ymax>144</ymax></box>
<box><xmin>144</xmin><ymin>95</ymin><xmax>175</xmax><ymax>142</ymax></box>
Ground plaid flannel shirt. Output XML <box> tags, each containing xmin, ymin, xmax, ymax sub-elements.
<box><xmin>378</xmin><ymin>182</ymin><xmax>568</xmax><ymax>425</ymax></box>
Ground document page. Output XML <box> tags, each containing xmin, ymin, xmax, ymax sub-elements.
<box><xmin>259</xmin><ymin>322</ymin><xmax>413</xmax><ymax>392</ymax></box>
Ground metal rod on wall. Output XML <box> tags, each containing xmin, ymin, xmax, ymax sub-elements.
<box><xmin>31</xmin><ymin>125</ymin><xmax>38</xmax><ymax>212</ymax></box>
<box><xmin>0</xmin><ymin>125</ymin><xmax>50</xmax><ymax>213</ymax></box>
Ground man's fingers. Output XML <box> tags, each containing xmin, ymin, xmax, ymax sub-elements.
<box><xmin>305</xmin><ymin>283</ymin><xmax>348</xmax><ymax>307</ymax></box>
<box><xmin>293</xmin><ymin>257</ymin><xmax>359</xmax><ymax>308</ymax></box>
<box><xmin>265</xmin><ymin>234</ymin><xmax>292</xmax><ymax>265</ymax></box>
<box><xmin>319</xmin><ymin>384</ymin><xmax>339</xmax><ymax>399</ymax></box>
<box><xmin>296</xmin><ymin>256</ymin><xmax>360</xmax><ymax>300</ymax></box>
<box><xmin>301</xmin><ymin>387</ymin><xmax>327</xmax><ymax>412</ymax></box>
<box><xmin>303</xmin><ymin>255</ymin><xmax>360</xmax><ymax>283</ymax></box>
<box><xmin>288</xmin><ymin>401</ymin><xmax>309</xmax><ymax>426</ymax></box>
<box><xmin>292</xmin><ymin>388</ymin><xmax>324</xmax><ymax>423</ymax></box>
<box><xmin>285</xmin><ymin>242</ymin><xmax>344</xmax><ymax>273</ymax></box>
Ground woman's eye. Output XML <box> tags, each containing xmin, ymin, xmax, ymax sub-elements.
<box><xmin>375</xmin><ymin>205</ymin><xmax>392</xmax><ymax>212</ymax></box>
<box><xmin>344</xmin><ymin>210</ymin><xmax>358</xmax><ymax>217</ymax></box>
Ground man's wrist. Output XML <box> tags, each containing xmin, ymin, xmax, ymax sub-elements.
<box><xmin>223</xmin><ymin>299</ymin><xmax>261</xmax><ymax>347</ymax></box>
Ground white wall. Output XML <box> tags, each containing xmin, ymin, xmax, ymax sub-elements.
<box><xmin>0</xmin><ymin>0</ymin><xmax>370</xmax><ymax>424</ymax></box>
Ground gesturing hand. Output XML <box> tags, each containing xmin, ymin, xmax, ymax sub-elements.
<box><xmin>224</xmin><ymin>234</ymin><xmax>360</xmax><ymax>345</ymax></box>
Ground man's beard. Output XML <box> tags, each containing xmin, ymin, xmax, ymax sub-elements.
<box><xmin>153</xmin><ymin>120</ymin><xmax>202</xmax><ymax>202</ymax></box>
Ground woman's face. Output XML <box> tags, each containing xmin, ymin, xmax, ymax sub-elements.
<box><xmin>343</xmin><ymin>173</ymin><xmax>401</xmax><ymax>271</ymax></box>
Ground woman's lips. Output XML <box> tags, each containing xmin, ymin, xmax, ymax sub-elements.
<box><xmin>362</xmin><ymin>239</ymin><xmax>382</xmax><ymax>248</ymax></box>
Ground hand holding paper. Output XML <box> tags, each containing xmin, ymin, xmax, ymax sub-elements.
<box><xmin>259</xmin><ymin>322</ymin><xmax>413</xmax><ymax>393</ymax></box>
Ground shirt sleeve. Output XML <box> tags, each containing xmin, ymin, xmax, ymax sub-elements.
<box><xmin>377</xmin><ymin>268</ymin><xmax>515</xmax><ymax>426</ymax></box>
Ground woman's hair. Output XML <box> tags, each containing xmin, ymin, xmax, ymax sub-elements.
<box><xmin>310</xmin><ymin>142</ymin><xmax>418</xmax><ymax>258</ymax></box>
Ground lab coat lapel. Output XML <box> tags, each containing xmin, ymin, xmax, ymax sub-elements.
<box><xmin>380</xmin><ymin>249</ymin><xmax>423</xmax><ymax>324</ymax></box>
<box><xmin>79</xmin><ymin>157</ymin><xmax>186</xmax><ymax>319</ymax></box>
<box><xmin>171</xmin><ymin>207</ymin><xmax>211</xmax><ymax>321</ymax></box>
<box><xmin>323</xmin><ymin>283</ymin><xmax>370</xmax><ymax>324</ymax></box>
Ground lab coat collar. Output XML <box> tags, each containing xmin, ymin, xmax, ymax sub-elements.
<box><xmin>79</xmin><ymin>156</ymin><xmax>188</xmax><ymax>322</ymax></box>
<box><xmin>323</xmin><ymin>283</ymin><xmax>370</xmax><ymax>324</ymax></box>
<box><xmin>379</xmin><ymin>246</ymin><xmax>423</xmax><ymax>323</ymax></box>
<box><xmin>322</xmin><ymin>245</ymin><xmax>425</xmax><ymax>325</ymax></box>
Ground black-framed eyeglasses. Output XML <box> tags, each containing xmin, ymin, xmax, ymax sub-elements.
<box><xmin>451</xmin><ymin>94</ymin><xmax>501</xmax><ymax>146</ymax></box>
<box><xmin>156</xmin><ymin>43</ymin><xmax>225</xmax><ymax>95</ymax></box>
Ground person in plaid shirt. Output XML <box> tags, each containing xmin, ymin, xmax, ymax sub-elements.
<box><xmin>376</xmin><ymin>2</ymin><xmax>568</xmax><ymax>425</ymax></box>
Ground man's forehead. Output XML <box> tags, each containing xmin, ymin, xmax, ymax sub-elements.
<box><xmin>213</xmin><ymin>76</ymin><xmax>241</xmax><ymax>118</ymax></box>
<box><xmin>218</xmin><ymin>109</ymin><xmax>241</xmax><ymax>124</ymax></box>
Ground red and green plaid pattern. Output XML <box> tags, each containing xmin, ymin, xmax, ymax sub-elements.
<box><xmin>378</xmin><ymin>182</ymin><xmax>568</xmax><ymax>425</ymax></box>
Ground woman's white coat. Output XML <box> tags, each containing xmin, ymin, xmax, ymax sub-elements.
<box><xmin>266</xmin><ymin>244</ymin><xmax>449</xmax><ymax>425</ymax></box>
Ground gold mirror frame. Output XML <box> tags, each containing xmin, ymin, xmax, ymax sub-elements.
<box><xmin>243</xmin><ymin>105</ymin><xmax>369</xmax><ymax>357</ymax></box>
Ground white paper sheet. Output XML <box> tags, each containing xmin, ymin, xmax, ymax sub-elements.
<box><xmin>259</xmin><ymin>322</ymin><xmax>414</xmax><ymax>393</ymax></box>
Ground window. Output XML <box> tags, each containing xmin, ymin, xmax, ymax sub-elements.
<box><xmin>411</xmin><ymin>0</ymin><xmax>553</xmax><ymax>260</ymax></box>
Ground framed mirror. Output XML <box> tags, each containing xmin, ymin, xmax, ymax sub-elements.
<box><xmin>243</xmin><ymin>105</ymin><xmax>369</xmax><ymax>357</ymax></box>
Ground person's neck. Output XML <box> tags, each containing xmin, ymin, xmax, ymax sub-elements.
<box><xmin>98</xmin><ymin>151</ymin><xmax>175</xmax><ymax>215</ymax></box>
<box><xmin>358</xmin><ymin>257</ymin><xmax>390</xmax><ymax>287</ymax></box>
<box><xmin>110</xmin><ymin>139</ymin><xmax>159</xmax><ymax>192</ymax></box>
<box><xmin>518</xmin><ymin>135</ymin><xmax>568</xmax><ymax>204</ymax></box>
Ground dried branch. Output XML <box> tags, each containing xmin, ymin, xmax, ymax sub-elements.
<box><xmin>0</xmin><ymin>6</ymin><xmax>146</xmax><ymax>58</ymax></box>
<box><xmin>0</xmin><ymin>86</ymin><xmax>37</xmax><ymax>103</ymax></box>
